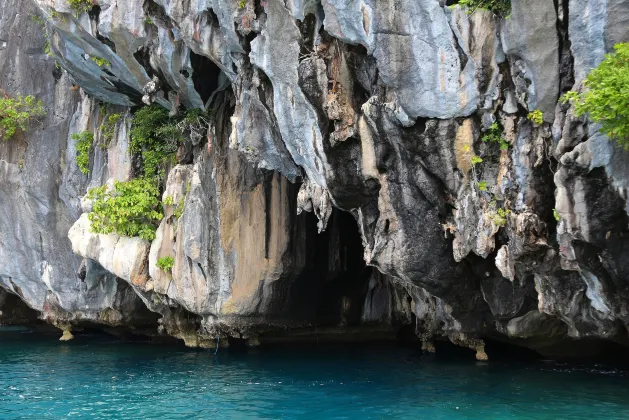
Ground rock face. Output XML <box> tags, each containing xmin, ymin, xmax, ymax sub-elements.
<box><xmin>2</xmin><ymin>0</ymin><xmax>629</xmax><ymax>359</ymax></box>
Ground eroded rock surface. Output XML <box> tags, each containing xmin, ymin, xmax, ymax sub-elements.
<box><xmin>2</xmin><ymin>0</ymin><xmax>629</xmax><ymax>359</ymax></box>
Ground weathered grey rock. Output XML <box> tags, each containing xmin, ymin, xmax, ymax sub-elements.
<box><xmin>569</xmin><ymin>0</ymin><xmax>629</xmax><ymax>85</ymax></box>
<box><xmin>250</xmin><ymin>0</ymin><xmax>330</xmax><ymax>188</ymax></box>
<box><xmin>69</xmin><ymin>214</ymin><xmax>151</xmax><ymax>287</ymax></box>
<box><xmin>5</xmin><ymin>0</ymin><xmax>629</xmax><ymax>358</ymax></box>
<box><xmin>322</xmin><ymin>0</ymin><xmax>478</xmax><ymax>120</ymax></box>
<box><xmin>501</xmin><ymin>0</ymin><xmax>560</xmax><ymax>121</ymax></box>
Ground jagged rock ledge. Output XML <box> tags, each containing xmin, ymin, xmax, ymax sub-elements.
<box><xmin>1</xmin><ymin>0</ymin><xmax>629</xmax><ymax>361</ymax></box>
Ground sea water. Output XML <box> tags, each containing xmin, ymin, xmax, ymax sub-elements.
<box><xmin>1</xmin><ymin>328</ymin><xmax>628</xmax><ymax>419</ymax></box>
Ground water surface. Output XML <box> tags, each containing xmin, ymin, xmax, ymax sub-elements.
<box><xmin>1</xmin><ymin>328</ymin><xmax>628</xmax><ymax>419</ymax></box>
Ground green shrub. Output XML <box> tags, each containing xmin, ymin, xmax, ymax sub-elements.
<box><xmin>0</xmin><ymin>95</ymin><xmax>46</xmax><ymax>141</ymax></box>
<box><xmin>68</xmin><ymin>0</ymin><xmax>93</xmax><ymax>16</ymax></box>
<box><xmin>72</xmin><ymin>131</ymin><xmax>93</xmax><ymax>174</ymax></box>
<box><xmin>457</xmin><ymin>0</ymin><xmax>511</xmax><ymax>16</ymax></box>
<box><xmin>527</xmin><ymin>110</ymin><xmax>544</xmax><ymax>126</ymax></box>
<box><xmin>130</xmin><ymin>105</ymin><xmax>180</xmax><ymax>180</ymax></box>
<box><xmin>85</xmin><ymin>105</ymin><xmax>205</xmax><ymax>241</ymax></box>
<box><xmin>100</xmin><ymin>113</ymin><xmax>121</xmax><ymax>148</ymax></box>
<box><xmin>471</xmin><ymin>155</ymin><xmax>483</xmax><ymax>165</ymax></box>
<box><xmin>481</xmin><ymin>122</ymin><xmax>509</xmax><ymax>150</ymax></box>
<box><xmin>87</xmin><ymin>177</ymin><xmax>163</xmax><ymax>241</ymax></box>
<box><xmin>561</xmin><ymin>43</ymin><xmax>629</xmax><ymax>149</ymax></box>
<box><xmin>553</xmin><ymin>208</ymin><xmax>560</xmax><ymax>221</ymax></box>
<box><xmin>156</xmin><ymin>256</ymin><xmax>175</xmax><ymax>272</ymax></box>
<box><xmin>238</xmin><ymin>0</ymin><xmax>247</xmax><ymax>9</ymax></box>
<box><xmin>478</xmin><ymin>181</ymin><xmax>488</xmax><ymax>191</ymax></box>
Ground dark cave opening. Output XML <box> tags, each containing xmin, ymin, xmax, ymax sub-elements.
<box><xmin>287</xmin><ymin>209</ymin><xmax>372</xmax><ymax>327</ymax></box>
<box><xmin>189</xmin><ymin>51</ymin><xmax>221</xmax><ymax>106</ymax></box>
<box><xmin>0</xmin><ymin>290</ymin><xmax>42</xmax><ymax>326</ymax></box>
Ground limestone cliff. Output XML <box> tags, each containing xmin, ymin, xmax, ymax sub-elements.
<box><xmin>1</xmin><ymin>0</ymin><xmax>629</xmax><ymax>359</ymax></box>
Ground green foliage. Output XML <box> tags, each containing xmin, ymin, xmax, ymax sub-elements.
<box><xmin>68</xmin><ymin>0</ymin><xmax>93</xmax><ymax>16</ymax></box>
<box><xmin>87</xmin><ymin>177</ymin><xmax>163</xmax><ymax>241</ymax></box>
<box><xmin>0</xmin><ymin>95</ymin><xmax>46</xmax><ymax>141</ymax></box>
<box><xmin>71</xmin><ymin>131</ymin><xmax>93</xmax><ymax>174</ymax></box>
<box><xmin>91</xmin><ymin>56</ymin><xmax>111</xmax><ymax>67</ymax></box>
<box><xmin>44</xmin><ymin>40</ymin><xmax>53</xmax><ymax>57</ymax></box>
<box><xmin>527</xmin><ymin>109</ymin><xmax>544</xmax><ymax>126</ymax></box>
<box><xmin>553</xmin><ymin>208</ymin><xmax>560</xmax><ymax>221</ymax></box>
<box><xmin>32</xmin><ymin>14</ymin><xmax>55</xmax><ymax>58</ymax></box>
<box><xmin>561</xmin><ymin>43</ymin><xmax>629</xmax><ymax>149</ymax></box>
<box><xmin>100</xmin><ymin>113</ymin><xmax>121</xmax><ymax>148</ymax></box>
<box><xmin>492</xmin><ymin>207</ymin><xmax>511</xmax><ymax>227</ymax></box>
<box><xmin>156</xmin><ymin>256</ymin><xmax>175</xmax><ymax>272</ymax></box>
<box><xmin>173</xmin><ymin>197</ymin><xmax>185</xmax><ymax>220</ymax></box>
<box><xmin>31</xmin><ymin>14</ymin><xmax>44</xmax><ymax>26</ymax></box>
<box><xmin>131</xmin><ymin>105</ymin><xmax>174</xmax><ymax>179</ymax></box>
<box><xmin>163</xmin><ymin>195</ymin><xmax>174</xmax><ymax>206</ymax></box>
<box><xmin>478</xmin><ymin>181</ymin><xmax>488</xmax><ymax>191</ymax></box>
<box><xmin>49</xmin><ymin>9</ymin><xmax>65</xmax><ymax>21</ymax></box>
<box><xmin>481</xmin><ymin>122</ymin><xmax>510</xmax><ymax>150</ymax></box>
<box><xmin>144</xmin><ymin>17</ymin><xmax>154</xmax><ymax>25</ymax></box>
<box><xmin>130</xmin><ymin>105</ymin><xmax>200</xmax><ymax>180</ymax></box>
<box><xmin>457</xmin><ymin>0</ymin><xmax>511</xmax><ymax>16</ymax></box>
<box><xmin>238</xmin><ymin>0</ymin><xmax>247</xmax><ymax>9</ymax></box>
<box><xmin>86</xmin><ymin>105</ymin><xmax>205</xmax><ymax>241</ymax></box>
<box><xmin>471</xmin><ymin>155</ymin><xmax>483</xmax><ymax>166</ymax></box>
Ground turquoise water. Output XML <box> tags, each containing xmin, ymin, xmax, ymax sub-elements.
<box><xmin>1</xmin><ymin>328</ymin><xmax>629</xmax><ymax>419</ymax></box>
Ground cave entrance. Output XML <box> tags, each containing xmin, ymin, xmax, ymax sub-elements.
<box><xmin>189</xmin><ymin>51</ymin><xmax>222</xmax><ymax>106</ymax></box>
<box><xmin>287</xmin><ymin>208</ymin><xmax>373</xmax><ymax>327</ymax></box>
<box><xmin>0</xmin><ymin>289</ymin><xmax>42</xmax><ymax>326</ymax></box>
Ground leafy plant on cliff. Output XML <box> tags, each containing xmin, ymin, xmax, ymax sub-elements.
<box><xmin>130</xmin><ymin>105</ymin><xmax>179</xmax><ymax>180</ymax></box>
<box><xmin>457</xmin><ymin>0</ymin><xmax>511</xmax><ymax>17</ymax></box>
<box><xmin>527</xmin><ymin>109</ymin><xmax>544</xmax><ymax>126</ymax></box>
<box><xmin>71</xmin><ymin>131</ymin><xmax>93</xmax><ymax>174</ymax></box>
<box><xmin>100</xmin><ymin>113</ymin><xmax>122</xmax><ymax>148</ymax></box>
<box><xmin>481</xmin><ymin>122</ymin><xmax>509</xmax><ymax>150</ymax></box>
<box><xmin>130</xmin><ymin>105</ymin><xmax>208</xmax><ymax>180</ymax></box>
<box><xmin>471</xmin><ymin>155</ymin><xmax>483</xmax><ymax>166</ymax></box>
<box><xmin>87</xmin><ymin>177</ymin><xmax>163</xmax><ymax>241</ymax></box>
<box><xmin>86</xmin><ymin>105</ymin><xmax>206</xmax><ymax>241</ymax></box>
<box><xmin>492</xmin><ymin>207</ymin><xmax>511</xmax><ymax>227</ymax></box>
<box><xmin>0</xmin><ymin>94</ymin><xmax>46</xmax><ymax>141</ymax></box>
<box><xmin>561</xmin><ymin>43</ymin><xmax>629</xmax><ymax>149</ymax></box>
<box><xmin>163</xmin><ymin>195</ymin><xmax>174</xmax><ymax>206</ymax></box>
<box><xmin>91</xmin><ymin>56</ymin><xmax>111</xmax><ymax>67</ymax></box>
<box><xmin>68</xmin><ymin>0</ymin><xmax>93</xmax><ymax>16</ymax></box>
<box><xmin>173</xmin><ymin>197</ymin><xmax>185</xmax><ymax>220</ymax></box>
<box><xmin>156</xmin><ymin>256</ymin><xmax>175</xmax><ymax>272</ymax></box>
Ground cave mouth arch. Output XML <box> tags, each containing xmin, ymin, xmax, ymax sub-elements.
<box><xmin>284</xmin><ymin>208</ymin><xmax>375</xmax><ymax>328</ymax></box>
<box><xmin>190</xmin><ymin>51</ymin><xmax>222</xmax><ymax>106</ymax></box>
